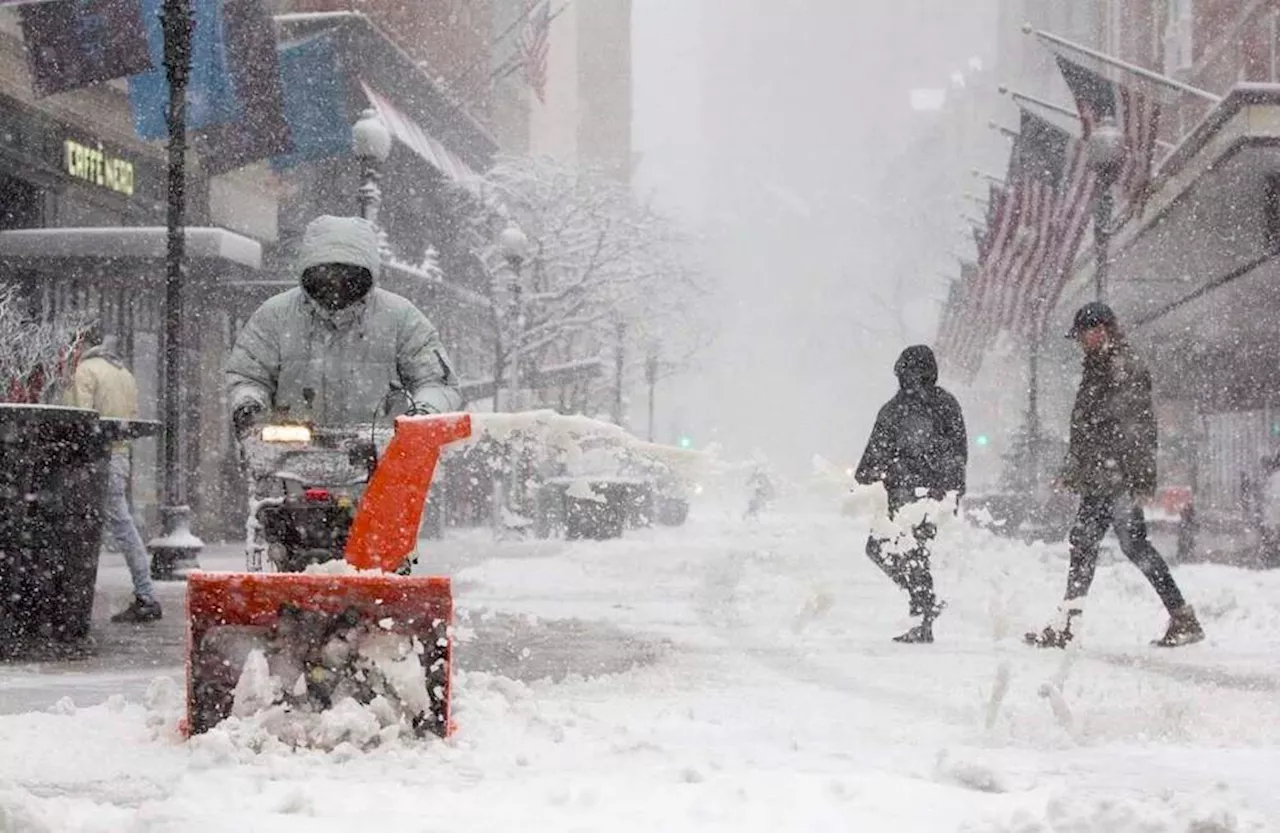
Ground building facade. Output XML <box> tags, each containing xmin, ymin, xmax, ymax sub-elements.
<box><xmin>488</xmin><ymin>0</ymin><xmax>632</xmax><ymax>179</ymax></box>
<box><xmin>978</xmin><ymin>0</ymin><xmax>1280</xmax><ymax>540</ymax></box>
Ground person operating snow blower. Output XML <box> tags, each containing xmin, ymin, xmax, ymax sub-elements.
<box><xmin>226</xmin><ymin>215</ymin><xmax>464</xmax><ymax>575</ymax></box>
<box><xmin>226</xmin><ymin>214</ymin><xmax>462</xmax><ymax>436</ymax></box>
<box><xmin>855</xmin><ymin>345</ymin><xmax>967</xmax><ymax>644</ymax></box>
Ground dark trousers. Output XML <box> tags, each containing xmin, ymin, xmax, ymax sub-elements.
<box><xmin>866</xmin><ymin>494</ymin><xmax>939</xmax><ymax>616</ymax></box>
<box><xmin>1066</xmin><ymin>494</ymin><xmax>1186</xmax><ymax>613</ymax></box>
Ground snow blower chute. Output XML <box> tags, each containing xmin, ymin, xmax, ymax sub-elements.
<box><xmin>184</xmin><ymin>413</ymin><xmax>472</xmax><ymax>738</ymax></box>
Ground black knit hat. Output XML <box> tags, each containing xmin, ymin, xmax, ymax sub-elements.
<box><xmin>1066</xmin><ymin>302</ymin><xmax>1117</xmax><ymax>338</ymax></box>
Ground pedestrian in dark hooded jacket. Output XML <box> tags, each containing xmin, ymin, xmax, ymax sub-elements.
<box><xmin>1025</xmin><ymin>302</ymin><xmax>1204</xmax><ymax>649</ymax></box>
<box><xmin>855</xmin><ymin>345</ymin><xmax>967</xmax><ymax>644</ymax></box>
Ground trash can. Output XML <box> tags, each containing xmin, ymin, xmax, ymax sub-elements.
<box><xmin>0</xmin><ymin>405</ymin><xmax>158</xmax><ymax>660</ymax></box>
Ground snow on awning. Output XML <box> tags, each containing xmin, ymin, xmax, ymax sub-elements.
<box><xmin>360</xmin><ymin>81</ymin><xmax>480</xmax><ymax>189</ymax></box>
<box><xmin>0</xmin><ymin>227</ymin><xmax>262</xmax><ymax>268</ymax></box>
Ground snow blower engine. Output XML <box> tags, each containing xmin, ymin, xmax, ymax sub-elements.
<box><xmin>184</xmin><ymin>413</ymin><xmax>472</xmax><ymax>739</ymax></box>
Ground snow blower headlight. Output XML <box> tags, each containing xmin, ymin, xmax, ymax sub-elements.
<box><xmin>261</xmin><ymin>424</ymin><xmax>312</xmax><ymax>444</ymax></box>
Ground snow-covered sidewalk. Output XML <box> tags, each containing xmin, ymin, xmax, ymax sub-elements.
<box><xmin>0</xmin><ymin>495</ymin><xmax>1276</xmax><ymax>831</ymax></box>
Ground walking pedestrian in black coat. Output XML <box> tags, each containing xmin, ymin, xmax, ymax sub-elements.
<box><xmin>855</xmin><ymin>345</ymin><xmax>968</xmax><ymax>644</ymax></box>
<box><xmin>1026</xmin><ymin>302</ymin><xmax>1204</xmax><ymax>649</ymax></box>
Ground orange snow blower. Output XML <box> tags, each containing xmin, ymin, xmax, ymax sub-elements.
<box><xmin>184</xmin><ymin>413</ymin><xmax>472</xmax><ymax>738</ymax></box>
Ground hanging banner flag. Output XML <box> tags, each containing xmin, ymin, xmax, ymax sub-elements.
<box><xmin>269</xmin><ymin>32</ymin><xmax>352</xmax><ymax>172</ymax></box>
<box><xmin>197</xmin><ymin>0</ymin><xmax>292</xmax><ymax>175</ymax></box>
<box><xmin>19</xmin><ymin>0</ymin><xmax>153</xmax><ymax>98</ymax></box>
<box><xmin>127</xmin><ymin>0</ymin><xmax>239</xmax><ymax>140</ymax></box>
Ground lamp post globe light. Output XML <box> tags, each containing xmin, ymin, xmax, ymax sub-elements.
<box><xmin>352</xmin><ymin>109</ymin><xmax>392</xmax><ymax>223</ymax></box>
<box><xmin>1088</xmin><ymin>115</ymin><xmax>1125</xmax><ymax>301</ymax></box>
<box><xmin>1087</xmin><ymin>116</ymin><xmax>1125</xmax><ymax>171</ymax></box>
<box><xmin>499</xmin><ymin>223</ymin><xmax>530</xmax><ymax>269</ymax></box>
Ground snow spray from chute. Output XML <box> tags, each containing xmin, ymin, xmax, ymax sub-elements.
<box><xmin>184</xmin><ymin>414</ymin><xmax>472</xmax><ymax>740</ymax></box>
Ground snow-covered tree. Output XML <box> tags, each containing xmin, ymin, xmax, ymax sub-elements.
<box><xmin>0</xmin><ymin>285</ymin><xmax>93</xmax><ymax>404</ymax></box>
<box><xmin>459</xmin><ymin>154</ymin><xmax>713</xmax><ymax>419</ymax></box>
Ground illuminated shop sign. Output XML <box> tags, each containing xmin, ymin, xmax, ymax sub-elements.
<box><xmin>64</xmin><ymin>138</ymin><xmax>134</xmax><ymax>196</ymax></box>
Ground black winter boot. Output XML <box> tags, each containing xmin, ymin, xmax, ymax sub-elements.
<box><xmin>1025</xmin><ymin>605</ymin><xmax>1081</xmax><ymax>649</ymax></box>
<box><xmin>111</xmin><ymin>596</ymin><xmax>162</xmax><ymax>624</ymax></box>
<box><xmin>1152</xmin><ymin>604</ymin><xmax>1204</xmax><ymax>647</ymax></box>
<box><xmin>894</xmin><ymin>600</ymin><xmax>944</xmax><ymax>644</ymax></box>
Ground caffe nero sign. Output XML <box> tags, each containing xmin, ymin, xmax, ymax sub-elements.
<box><xmin>63</xmin><ymin>137</ymin><xmax>134</xmax><ymax>197</ymax></box>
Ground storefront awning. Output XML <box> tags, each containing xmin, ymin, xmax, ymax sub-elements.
<box><xmin>0</xmin><ymin>226</ymin><xmax>262</xmax><ymax>268</ymax></box>
<box><xmin>271</xmin><ymin>13</ymin><xmax>497</xmax><ymax>178</ymax></box>
<box><xmin>360</xmin><ymin>82</ymin><xmax>481</xmax><ymax>189</ymax></box>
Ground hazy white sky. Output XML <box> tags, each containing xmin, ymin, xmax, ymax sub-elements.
<box><xmin>632</xmin><ymin>0</ymin><xmax>998</xmax><ymax>470</ymax></box>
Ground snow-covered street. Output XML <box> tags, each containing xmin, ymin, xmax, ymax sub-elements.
<box><xmin>1</xmin><ymin>490</ymin><xmax>1278</xmax><ymax>831</ymax></box>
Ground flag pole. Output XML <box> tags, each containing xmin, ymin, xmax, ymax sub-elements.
<box><xmin>988</xmin><ymin>120</ymin><xmax>1018</xmax><ymax>140</ymax></box>
<box><xmin>1022</xmin><ymin>23</ymin><xmax>1221</xmax><ymax>103</ymax></box>
<box><xmin>998</xmin><ymin>85</ymin><xmax>1082</xmax><ymax>123</ymax></box>
<box><xmin>998</xmin><ymin>86</ymin><xmax>1177</xmax><ymax>152</ymax></box>
<box><xmin>971</xmin><ymin>168</ymin><xmax>1005</xmax><ymax>187</ymax></box>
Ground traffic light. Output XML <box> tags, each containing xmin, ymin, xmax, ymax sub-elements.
<box><xmin>677</xmin><ymin>435</ymin><xmax>693</xmax><ymax>449</ymax></box>
<box><xmin>974</xmin><ymin>434</ymin><xmax>990</xmax><ymax>448</ymax></box>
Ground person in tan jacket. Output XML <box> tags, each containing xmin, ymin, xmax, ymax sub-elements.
<box><xmin>65</xmin><ymin>325</ymin><xmax>160</xmax><ymax>623</ymax></box>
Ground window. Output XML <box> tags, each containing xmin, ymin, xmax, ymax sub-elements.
<box><xmin>1270</xmin><ymin>11</ymin><xmax>1279</xmax><ymax>82</ymax></box>
<box><xmin>1152</xmin><ymin>0</ymin><xmax>1166</xmax><ymax>66</ymax></box>
<box><xmin>1107</xmin><ymin>0</ymin><xmax>1124</xmax><ymax>59</ymax></box>
<box><xmin>1164</xmin><ymin>0</ymin><xmax>1194</xmax><ymax>74</ymax></box>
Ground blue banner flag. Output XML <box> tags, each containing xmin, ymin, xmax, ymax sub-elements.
<box><xmin>19</xmin><ymin>0</ymin><xmax>153</xmax><ymax>97</ymax></box>
<box><xmin>127</xmin><ymin>0</ymin><xmax>238</xmax><ymax>140</ymax></box>
<box><xmin>269</xmin><ymin>33</ymin><xmax>352</xmax><ymax>171</ymax></box>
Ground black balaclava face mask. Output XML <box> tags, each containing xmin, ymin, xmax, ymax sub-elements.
<box><xmin>301</xmin><ymin>263</ymin><xmax>374</xmax><ymax>312</ymax></box>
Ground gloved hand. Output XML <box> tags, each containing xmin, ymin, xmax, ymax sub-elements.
<box><xmin>231</xmin><ymin>400</ymin><xmax>264</xmax><ymax>439</ymax></box>
<box><xmin>347</xmin><ymin>439</ymin><xmax>378</xmax><ymax>473</ymax></box>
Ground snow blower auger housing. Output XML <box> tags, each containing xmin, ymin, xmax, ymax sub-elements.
<box><xmin>185</xmin><ymin>413</ymin><xmax>472</xmax><ymax>739</ymax></box>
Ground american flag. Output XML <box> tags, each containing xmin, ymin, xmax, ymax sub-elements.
<box><xmin>521</xmin><ymin>0</ymin><xmax>552</xmax><ymax>103</ymax></box>
<box><xmin>999</xmin><ymin>111</ymin><xmax>1073</xmax><ymax>341</ymax></box>
<box><xmin>937</xmin><ymin>261</ymin><xmax>980</xmax><ymax>381</ymax></box>
<box><xmin>1055</xmin><ymin>54</ymin><xmax>1160</xmax><ymax>212</ymax></box>
<box><xmin>953</xmin><ymin>166</ymin><xmax>1020</xmax><ymax>375</ymax></box>
<box><xmin>1035</xmin><ymin>122</ymin><xmax>1098</xmax><ymax>338</ymax></box>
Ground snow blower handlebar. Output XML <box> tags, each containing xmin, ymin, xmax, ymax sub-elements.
<box><xmin>344</xmin><ymin>413</ymin><xmax>472</xmax><ymax>573</ymax></box>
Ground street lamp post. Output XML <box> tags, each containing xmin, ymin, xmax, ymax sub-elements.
<box><xmin>494</xmin><ymin>224</ymin><xmax>528</xmax><ymax>534</ymax></box>
<box><xmin>498</xmin><ymin>224</ymin><xmax>529</xmax><ymax>412</ymax></box>
<box><xmin>148</xmin><ymin>0</ymin><xmax>201</xmax><ymax>580</ymax></box>
<box><xmin>351</xmin><ymin>109</ymin><xmax>392</xmax><ymax>224</ymax></box>
<box><xmin>1088</xmin><ymin>116</ymin><xmax>1125</xmax><ymax>302</ymax></box>
<box><xmin>644</xmin><ymin>347</ymin><xmax>659</xmax><ymax>443</ymax></box>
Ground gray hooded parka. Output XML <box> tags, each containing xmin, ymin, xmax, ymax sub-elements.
<box><xmin>225</xmin><ymin>215</ymin><xmax>463</xmax><ymax>425</ymax></box>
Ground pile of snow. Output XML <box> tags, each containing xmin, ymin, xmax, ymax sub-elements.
<box><xmin>468</xmin><ymin>409</ymin><xmax>711</xmax><ymax>484</ymax></box>
<box><xmin>206</xmin><ymin>621</ymin><xmax>436</xmax><ymax>752</ymax></box>
<box><xmin>4</xmin><ymin>485</ymin><xmax>1280</xmax><ymax>827</ymax></box>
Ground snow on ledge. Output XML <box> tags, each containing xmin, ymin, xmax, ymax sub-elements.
<box><xmin>0</xmin><ymin>227</ymin><xmax>262</xmax><ymax>269</ymax></box>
